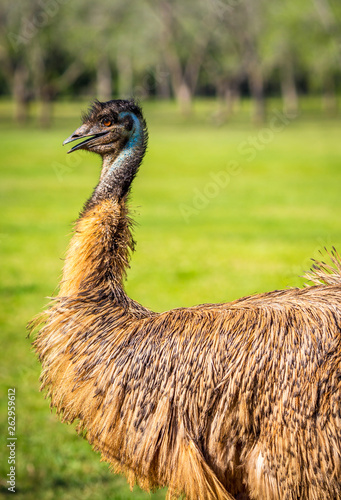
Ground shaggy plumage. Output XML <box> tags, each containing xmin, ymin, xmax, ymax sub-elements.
<box><xmin>30</xmin><ymin>99</ymin><xmax>341</xmax><ymax>500</ymax></box>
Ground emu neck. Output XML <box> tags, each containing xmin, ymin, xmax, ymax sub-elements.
<box><xmin>59</xmin><ymin>198</ymin><xmax>134</xmax><ymax>299</ymax></box>
<box><xmin>92</xmin><ymin>118</ymin><xmax>146</xmax><ymax>206</ymax></box>
<box><xmin>60</xmin><ymin>120</ymin><xmax>146</xmax><ymax>299</ymax></box>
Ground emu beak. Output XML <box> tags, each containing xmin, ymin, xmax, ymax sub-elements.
<box><xmin>63</xmin><ymin>125</ymin><xmax>108</xmax><ymax>154</ymax></box>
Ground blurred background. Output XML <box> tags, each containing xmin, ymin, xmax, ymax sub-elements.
<box><xmin>1</xmin><ymin>0</ymin><xmax>341</xmax><ymax>123</ymax></box>
<box><xmin>1</xmin><ymin>0</ymin><xmax>341</xmax><ymax>499</ymax></box>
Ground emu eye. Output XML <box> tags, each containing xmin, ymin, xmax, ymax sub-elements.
<box><xmin>102</xmin><ymin>118</ymin><xmax>112</xmax><ymax>127</ymax></box>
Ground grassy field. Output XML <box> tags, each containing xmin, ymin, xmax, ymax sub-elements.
<box><xmin>1</xmin><ymin>97</ymin><xmax>341</xmax><ymax>499</ymax></box>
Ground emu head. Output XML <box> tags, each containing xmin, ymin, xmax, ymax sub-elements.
<box><xmin>63</xmin><ymin>99</ymin><xmax>146</xmax><ymax>157</ymax></box>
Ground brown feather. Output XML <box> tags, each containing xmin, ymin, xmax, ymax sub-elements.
<box><xmin>30</xmin><ymin>102</ymin><xmax>341</xmax><ymax>500</ymax></box>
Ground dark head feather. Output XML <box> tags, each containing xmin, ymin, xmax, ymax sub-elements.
<box><xmin>82</xmin><ymin>99</ymin><xmax>144</xmax><ymax>126</ymax></box>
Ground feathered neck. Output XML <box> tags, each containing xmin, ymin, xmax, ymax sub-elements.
<box><xmin>85</xmin><ymin>112</ymin><xmax>147</xmax><ymax>211</ymax></box>
<box><xmin>59</xmin><ymin>115</ymin><xmax>147</xmax><ymax>301</ymax></box>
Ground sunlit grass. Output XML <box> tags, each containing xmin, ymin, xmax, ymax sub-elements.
<box><xmin>1</xmin><ymin>97</ymin><xmax>341</xmax><ymax>498</ymax></box>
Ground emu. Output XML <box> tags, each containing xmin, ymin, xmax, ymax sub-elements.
<box><xmin>31</xmin><ymin>99</ymin><xmax>341</xmax><ymax>500</ymax></box>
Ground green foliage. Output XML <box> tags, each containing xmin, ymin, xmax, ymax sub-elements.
<box><xmin>1</xmin><ymin>0</ymin><xmax>341</xmax><ymax>106</ymax></box>
<box><xmin>1</xmin><ymin>98</ymin><xmax>341</xmax><ymax>498</ymax></box>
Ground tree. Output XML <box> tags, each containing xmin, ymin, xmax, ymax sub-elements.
<box><xmin>145</xmin><ymin>0</ymin><xmax>217</xmax><ymax>114</ymax></box>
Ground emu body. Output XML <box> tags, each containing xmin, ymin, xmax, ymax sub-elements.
<box><xmin>32</xmin><ymin>100</ymin><xmax>341</xmax><ymax>500</ymax></box>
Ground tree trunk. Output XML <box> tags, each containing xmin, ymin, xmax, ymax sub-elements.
<box><xmin>159</xmin><ymin>0</ymin><xmax>193</xmax><ymax>115</ymax></box>
<box><xmin>227</xmin><ymin>86</ymin><xmax>241</xmax><ymax>115</ymax></box>
<box><xmin>223</xmin><ymin>84</ymin><xmax>240</xmax><ymax>118</ymax></box>
<box><xmin>117</xmin><ymin>51</ymin><xmax>133</xmax><ymax>99</ymax></box>
<box><xmin>163</xmin><ymin>52</ymin><xmax>193</xmax><ymax>115</ymax></box>
<box><xmin>155</xmin><ymin>64</ymin><xmax>171</xmax><ymax>99</ymax></box>
<box><xmin>39</xmin><ymin>84</ymin><xmax>55</xmax><ymax>128</ymax></box>
<box><xmin>214</xmin><ymin>81</ymin><xmax>239</xmax><ymax>124</ymax></box>
<box><xmin>97</xmin><ymin>56</ymin><xmax>112</xmax><ymax>101</ymax></box>
<box><xmin>13</xmin><ymin>63</ymin><xmax>30</xmax><ymax>124</ymax></box>
<box><xmin>248</xmin><ymin>65</ymin><xmax>266</xmax><ymax>124</ymax></box>
<box><xmin>280</xmin><ymin>60</ymin><xmax>299</xmax><ymax>117</ymax></box>
<box><xmin>174</xmin><ymin>80</ymin><xmax>192</xmax><ymax>115</ymax></box>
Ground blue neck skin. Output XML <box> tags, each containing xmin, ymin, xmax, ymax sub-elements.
<box><xmin>101</xmin><ymin>112</ymin><xmax>143</xmax><ymax>177</ymax></box>
<box><xmin>95</xmin><ymin>112</ymin><xmax>144</xmax><ymax>200</ymax></box>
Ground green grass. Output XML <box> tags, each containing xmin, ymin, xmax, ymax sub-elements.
<box><xmin>1</xmin><ymin>97</ymin><xmax>341</xmax><ymax>498</ymax></box>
